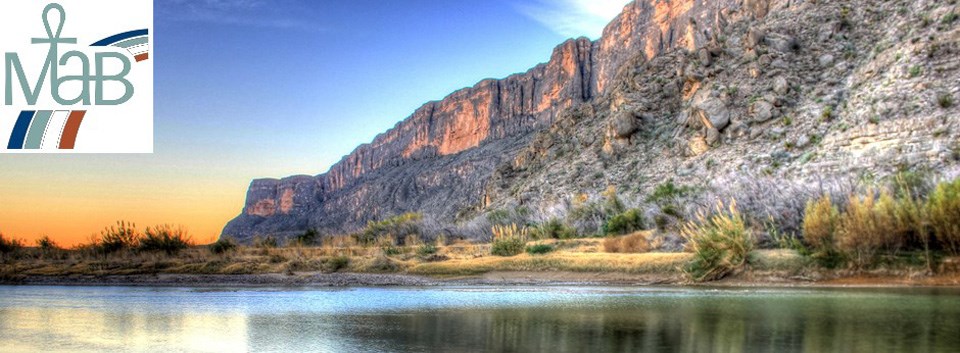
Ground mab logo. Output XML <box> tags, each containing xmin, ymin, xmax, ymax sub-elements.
<box><xmin>1</xmin><ymin>1</ymin><xmax>153</xmax><ymax>153</ymax></box>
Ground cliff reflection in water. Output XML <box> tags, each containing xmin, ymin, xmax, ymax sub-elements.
<box><xmin>1</xmin><ymin>286</ymin><xmax>959</xmax><ymax>353</ymax></box>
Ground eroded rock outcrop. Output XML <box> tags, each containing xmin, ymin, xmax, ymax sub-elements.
<box><xmin>223</xmin><ymin>0</ymin><xmax>820</xmax><ymax>241</ymax></box>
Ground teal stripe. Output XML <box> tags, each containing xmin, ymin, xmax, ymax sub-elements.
<box><xmin>24</xmin><ymin>110</ymin><xmax>53</xmax><ymax>149</ymax></box>
<box><xmin>113</xmin><ymin>36</ymin><xmax>148</xmax><ymax>49</ymax></box>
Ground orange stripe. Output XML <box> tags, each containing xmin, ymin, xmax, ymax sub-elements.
<box><xmin>59</xmin><ymin>111</ymin><xmax>86</xmax><ymax>149</ymax></box>
<box><xmin>135</xmin><ymin>53</ymin><xmax>149</xmax><ymax>62</ymax></box>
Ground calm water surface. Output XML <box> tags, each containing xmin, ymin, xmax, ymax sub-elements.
<box><xmin>1</xmin><ymin>285</ymin><xmax>959</xmax><ymax>352</ymax></box>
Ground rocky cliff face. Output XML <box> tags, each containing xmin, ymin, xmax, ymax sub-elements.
<box><xmin>223</xmin><ymin>0</ymin><xmax>960</xmax><ymax>243</ymax></box>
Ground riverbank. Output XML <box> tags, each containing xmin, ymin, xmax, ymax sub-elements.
<box><xmin>3</xmin><ymin>238</ymin><xmax>959</xmax><ymax>288</ymax></box>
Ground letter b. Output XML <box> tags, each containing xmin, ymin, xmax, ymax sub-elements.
<box><xmin>94</xmin><ymin>52</ymin><xmax>134</xmax><ymax>105</ymax></box>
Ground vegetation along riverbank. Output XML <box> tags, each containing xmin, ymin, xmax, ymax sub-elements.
<box><xmin>3</xmin><ymin>173</ymin><xmax>960</xmax><ymax>287</ymax></box>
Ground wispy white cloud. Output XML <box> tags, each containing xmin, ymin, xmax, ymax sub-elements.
<box><xmin>515</xmin><ymin>0</ymin><xmax>629</xmax><ymax>39</ymax></box>
<box><xmin>157</xmin><ymin>0</ymin><xmax>324</xmax><ymax>32</ymax></box>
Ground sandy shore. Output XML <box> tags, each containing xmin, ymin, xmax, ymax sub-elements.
<box><xmin>4</xmin><ymin>271</ymin><xmax>960</xmax><ymax>288</ymax></box>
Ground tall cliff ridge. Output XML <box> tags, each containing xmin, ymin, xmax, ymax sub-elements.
<box><xmin>223</xmin><ymin>0</ymin><xmax>960</xmax><ymax>242</ymax></box>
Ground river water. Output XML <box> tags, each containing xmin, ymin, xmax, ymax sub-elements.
<box><xmin>1</xmin><ymin>285</ymin><xmax>958</xmax><ymax>352</ymax></box>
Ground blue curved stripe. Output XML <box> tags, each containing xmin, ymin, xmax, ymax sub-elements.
<box><xmin>7</xmin><ymin>111</ymin><xmax>35</xmax><ymax>149</ymax></box>
<box><xmin>91</xmin><ymin>29</ymin><xmax>149</xmax><ymax>46</ymax></box>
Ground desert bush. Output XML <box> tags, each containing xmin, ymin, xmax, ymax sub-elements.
<box><xmin>209</xmin><ymin>238</ymin><xmax>238</xmax><ymax>254</ymax></box>
<box><xmin>491</xmin><ymin>224</ymin><xmax>527</xmax><ymax>257</ymax></box>
<box><xmin>358</xmin><ymin>213</ymin><xmax>423</xmax><ymax>245</ymax></box>
<box><xmin>605</xmin><ymin>209</ymin><xmax>647</xmax><ymax>235</ymax></box>
<box><xmin>525</xmin><ymin>244</ymin><xmax>554</xmax><ymax>255</ymax></box>
<box><xmin>803</xmin><ymin>196</ymin><xmax>840</xmax><ymax>252</ymax></box>
<box><xmin>324</xmin><ymin>256</ymin><xmax>350</xmax><ymax>272</ymax></box>
<box><xmin>36</xmin><ymin>236</ymin><xmax>59</xmax><ymax>251</ymax></box>
<box><xmin>928</xmin><ymin>178</ymin><xmax>960</xmax><ymax>255</ymax></box>
<box><xmin>97</xmin><ymin>221</ymin><xmax>141</xmax><ymax>254</ymax></box>
<box><xmin>802</xmin><ymin>196</ymin><xmax>844</xmax><ymax>267</ymax></box>
<box><xmin>530</xmin><ymin>219</ymin><xmax>577</xmax><ymax>240</ymax></box>
<box><xmin>681</xmin><ymin>201</ymin><xmax>754</xmax><ymax>282</ymax></box>
<box><xmin>139</xmin><ymin>225</ymin><xmax>192</xmax><ymax>255</ymax></box>
<box><xmin>293</xmin><ymin>229</ymin><xmax>321</xmax><ymax>247</ymax></box>
<box><xmin>939</xmin><ymin>93</ymin><xmax>954</xmax><ymax>108</ymax></box>
<box><xmin>0</xmin><ymin>233</ymin><xmax>25</xmax><ymax>259</ymax></box>
<box><xmin>603</xmin><ymin>232</ymin><xmax>651</xmax><ymax>253</ymax></box>
<box><xmin>34</xmin><ymin>236</ymin><xmax>62</xmax><ymax>259</ymax></box>
<box><xmin>835</xmin><ymin>190</ymin><xmax>905</xmax><ymax>268</ymax></box>
<box><xmin>647</xmin><ymin>180</ymin><xmax>694</xmax><ymax>206</ymax></box>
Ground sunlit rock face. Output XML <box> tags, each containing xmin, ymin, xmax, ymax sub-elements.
<box><xmin>221</xmin><ymin>0</ymin><xmax>765</xmax><ymax>242</ymax></box>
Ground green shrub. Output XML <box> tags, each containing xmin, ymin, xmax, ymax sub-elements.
<box><xmin>909</xmin><ymin>65</ymin><xmax>923</xmax><ymax>78</ymax></box>
<box><xmin>820</xmin><ymin>106</ymin><xmax>834</xmax><ymax>121</ymax></box>
<box><xmin>647</xmin><ymin>180</ymin><xmax>693</xmax><ymax>205</ymax></box>
<box><xmin>209</xmin><ymin>238</ymin><xmax>238</xmax><ymax>254</ymax></box>
<box><xmin>491</xmin><ymin>224</ymin><xmax>527</xmax><ymax>257</ymax></box>
<box><xmin>531</xmin><ymin>219</ymin><xmax>577</xmax><ymax>240</ymax></box>
<box><xmin>381</xmin><ymin>245</ymin><xmax>402</xmax><ymax>256</ymax></box>
<box><xmin>681</xmin><ymin>201</ymin><xmax>754</xmax><ymax>282</ymax></box>
<box><xmin>928</xmin><ymin>179</ymin><xmax>960</xmax><ymax>255</ymax></box>
<box><xmin>138</xmin><ymin>225</ymin><xmax>192</xmax><ymax>255</ymax></box>
<box><xmin>605</xmin><ymin>209</ymin><xmax>647</xmax><ymax>235</ymax></box>
<box><xmin>416</xmin><ymin>243</ymin><xmax>438</xmax><ymax>257</ymax></box>
<box><xmin>938</xmin><ymin>93</ymin><xmax>954</xmax><ymax>109</ymax></box>
<box><xmin>525</xmin><ymin>244</ymin><xmax>554</xmax><ymax>255</ymax></box>
<box><xmin>293</xmin><ymin>229</ymin><xmax>321</xmax><ymax>247</ymax></box>
<box><xmin>942</xmin><ymin>12</ymin><xmax>957</xmax><ymax>25</ymax></box>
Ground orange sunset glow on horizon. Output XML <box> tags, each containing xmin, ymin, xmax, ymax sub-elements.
<box><xmin>0</xmin><ymin>157</ymin><xmax>255</xmax><ymax>247</ymax></box>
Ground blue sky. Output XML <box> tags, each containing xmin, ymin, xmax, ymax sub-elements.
<box><xmin>1</xmin><ymin>0</ymin><xmax>629</xmax><ymax>244</ymax></box>
<box><xmin>155</xmin><ymin>0</ymin><xmax>628</xmax><ymax>177</ymax></box>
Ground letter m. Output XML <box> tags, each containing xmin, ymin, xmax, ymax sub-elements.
<box><xmin>5</xmin><ymin>53</ymin><xmax>47</xmax><ymax>105</ymax></box>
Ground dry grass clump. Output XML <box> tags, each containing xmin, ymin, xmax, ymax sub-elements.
<box><xmin>139</xmin><ymin>225</ymin><xmax>193</xmax><ymax>255</ymax></box>
<box><xmin>681</xmin><ymin>201</ymin><xmax>754</xmax><ymax>282</ymax></box>
<box><xmin>408</xmin><ymin>252</ymin><xmax>692</xmax><ymax>276</ymax></box>
<box><xmin>603</xmin><ymin>231</ymin><xmax>651</xmax><ymax>253</ymax></box>
<box><xmin>491</xmin><ymin>224</ymin><xmax>528</xmax><ymax>257</ymax></box>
